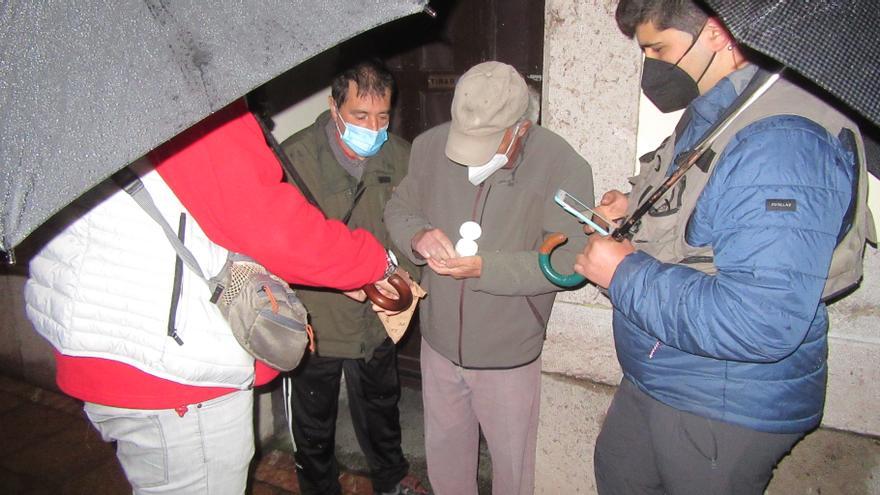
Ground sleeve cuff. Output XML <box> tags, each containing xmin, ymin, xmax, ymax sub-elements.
<box><xmin>608</xmin><ymin>250</ymin><xmax>655</xmax><ymax>303</ymax></box>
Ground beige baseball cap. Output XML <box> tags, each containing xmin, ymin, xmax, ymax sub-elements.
<box><xmin>445</xmin><ymin>61</ymin><xmax>528</xmax><ymax>166</ymax></box>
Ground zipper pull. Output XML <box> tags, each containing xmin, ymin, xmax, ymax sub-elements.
<box><xmin>648</xmin><ymin>340</ymin><xmax>661</xmax><ymax>358</ymax></box>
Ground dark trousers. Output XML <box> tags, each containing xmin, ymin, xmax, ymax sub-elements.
<box><xmin>595</xmin><ymin>378</ymin><xmax>804</xmax><ymax>495</ymax></box>
<box><xmin>289</xmin><ymin>338</ymin><xmax>409</xmax><ymax>495</ymax></box>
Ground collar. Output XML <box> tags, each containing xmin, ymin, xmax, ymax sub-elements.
<box><xmin>322</xmin><ymin>110</ymin><xmax>364</xmax><ymax>162</ymax></box>
<box><xmin>676</xmin><ymin>65</ymin><xmax>757</xmax><ymax>154</ymax></box>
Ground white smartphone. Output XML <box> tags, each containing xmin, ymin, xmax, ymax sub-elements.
<box><xmin>554</xmin><ymin>189</ymin><xmax>612</xmax><ymax>236</ymax></box>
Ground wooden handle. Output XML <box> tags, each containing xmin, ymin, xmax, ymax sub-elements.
<box><xmin>363</xmin><ymin>274</ymin><xmax>413</xmax><ymax>311</ymax></box>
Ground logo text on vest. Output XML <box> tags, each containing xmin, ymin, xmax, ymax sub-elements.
<box><xmin>766</xmin><ymin>199</ymin><xmax>797</xmax><ymax>212</ymax></box>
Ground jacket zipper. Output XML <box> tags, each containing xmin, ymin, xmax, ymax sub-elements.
<box><xmin>459</xmin><ymin>182</ymin><xmax>486</xmax><ymax>365</ymax></box>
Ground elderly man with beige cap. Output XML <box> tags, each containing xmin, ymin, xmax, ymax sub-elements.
<box><xmin>384</xmin><ymin>61</ymin><xmax>595</xmax><ymax>495</ymax></box>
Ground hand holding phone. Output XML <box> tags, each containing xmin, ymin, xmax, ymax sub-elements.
<box><xmin>554</xmin><ymin>189</ymin><xmax>613</xmax><ymax>236</ymax></box>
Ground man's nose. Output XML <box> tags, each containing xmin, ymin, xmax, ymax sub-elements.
<box><xmin>365</xmin><ymin>115</ymin><xmax>381</xmax><ymax>131</ymax></box>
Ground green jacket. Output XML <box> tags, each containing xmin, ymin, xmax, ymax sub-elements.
<box><xmin>279</xmin><ymin>110</ymin><xmax>416</xmax><ymax>360</ymax></box>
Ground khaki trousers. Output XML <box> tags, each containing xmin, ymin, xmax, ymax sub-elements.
<box><xmin>420</xmin><ymin>338</ymin><xmax>541</xmax><ymax>495</ymax></box>
<box><xmin>85</xmin><ymin>389</ymin><xmax>254</xmax><ymax>495</ymax></box>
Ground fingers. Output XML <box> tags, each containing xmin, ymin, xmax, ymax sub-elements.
<box><xmin>573</xmin><ymin>234</ymin><xmax>635</xmax><ymax>289</ymax></box>
<box><xmin>427</xmin><ymin>256</ymin><xmax>481</xmax><ymax>279</ymax></box>
<box><xmin>582</xmin><ymin>216</ymin><xmax>611</xmax><ymax>235</ymax></box>
<box><xmin>342</xmin><ymin>289</ymin><xmax>368</xmax><ymax>302</ymax></box>
<box><xmin>413</xmin><ymin>228</ymin><xmax>456</xmax><ymax>262</ymax></box>
<box><xmin>594</xmin><ymin>212</ymin><xmax>613</xmax><ymax>230</ymax></box>
<box><xmin>600</xmin><ymin>190</ymin><xmax>629</xmax><ymax>219</ymax></box>
<box><xmin>436</xmin><ymin>235</ymin><xmax>458</xmax><ymax>260</ymax></box>
<box><xmin>371</xmin><ymin>302</ymin><xmax>404</xmax><ymax>316</ymax></box>
<box><xmin>374</xmin><ymin>278</ymin><xmax>401</xmax><ymax>299</ymax></box>
<box><xmin>392</xmin><ymin>267</ymin><xmax>413</xmax><ymax>284</ymax></box>
<box><xmin>426</xmin><ymin>257</ymin><xmax>450</xmax><ymax>274</ymax></box>
<box><xmin>600</xmin><ymin>191</ymin><xmax>616</xmax><ymax>205</ymax></box>
<box><xmin>427</xmin><ymin>258</ymin><xmax>457</xmax><ymax>276</ymax></box>
<box><xmin>426</xmin><ymin>230</ymin><xmax>456</xmax><ymax>261</ymax></box>
<box><xmin>412</xmin><ymin>228</ymin><xmax>437</xmax><ymax>260</ymax></box>
<box><xmin>442</xmin><ymin>257</ymin><xmax>465</xmax><ymax>268</ymax></box>
<box><xmin>586</xmin><ymin>191</ymin><xmax>627</xmax><ymax>235</ymax></box>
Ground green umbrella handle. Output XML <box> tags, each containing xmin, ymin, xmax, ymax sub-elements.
<box><xmin>539</xmin><ymin>232</ymin><xmax>586</xmax><ymax>288</ymax></box>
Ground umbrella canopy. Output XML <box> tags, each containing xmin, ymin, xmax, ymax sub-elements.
<box><xmin>0</xmin><ymin>0</ymin><xmax>426</xmax><ymax>252</ymax></box>
<box><xmin>704</xmin><ymin>0</ymin><xmax>880</xmax><ymax>128</ymax></box>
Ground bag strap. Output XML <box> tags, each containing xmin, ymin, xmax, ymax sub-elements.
<box><xmin>111</xmin><ymin>168</ymin><xmax>208</xmax><ymax>281</ymax></box>
<box><xmin>341</xmin><ymin>182</ymin><xmax>367</xmax><ymax>225</ymax></box>
<box><xmin>252</xmin><ymin>113</ymin><xmax>322</xmax><ymax>208</ymax></box>
<box><xmin>253</xmin><ymin>113</ymin><xmax>366</xmax><ymax>225</ymax></box>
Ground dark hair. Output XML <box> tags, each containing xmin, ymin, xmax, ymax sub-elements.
<box><xmin>615</xmin><ymin>0</ymin><xmax>709</xmax><ymax>39</ymax></box>
<box><xmin>330</xmin><ymin>60</ymin><xmax>395</xmax><ymax>108</ymax></box>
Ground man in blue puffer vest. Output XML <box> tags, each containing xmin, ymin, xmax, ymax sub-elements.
<box><xmin>573</xmin><ymin>1</ymin><xmax>868</xmax><ymax>494</ymax></box>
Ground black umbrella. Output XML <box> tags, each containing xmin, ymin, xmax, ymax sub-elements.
<box><xmin>0</xmin><ymin>0</ymin><xmax>427</xmax><ymax>253</ymax></box>
<box><xmin>703</xmin><ymin>0</ymin><xmax>880</xmax><ymax>129</ymax></box>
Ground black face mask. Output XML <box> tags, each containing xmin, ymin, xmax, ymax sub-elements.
<box><xmin>640</xmin><ymin>27</ymin><xmax>714</xmax><ymax>113</ymax></box>
<box><xmin>641</xmin><ymin>58</ymin><xmax>701</xmax><ymax>112</ymax></box>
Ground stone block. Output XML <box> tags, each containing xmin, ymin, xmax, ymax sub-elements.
<box><xmin>543</xmin><ymin>0</ymin><xmax>641</xmax><ymax>197</ymax></box>
<box><xmin>536</xmin><ymin>374</ymin><xmax>613</xmax><ymax>494</ymax></box>
<box><xmin>544</xmin><ymin>302</ymin><xmax>620</xmax><ymax>386</ymax></box>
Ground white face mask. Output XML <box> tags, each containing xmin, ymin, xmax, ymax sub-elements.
<box><xmin>467</xmin><ymin>124</ymin><xmax>520</xmax><ymax>186</ymax></box>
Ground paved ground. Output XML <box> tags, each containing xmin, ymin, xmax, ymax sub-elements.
<box><xmin>0</xmin><ymin>373</ymin><xmax>411</xmax><ymax>495</ymax></box>
<box><xmin>3</xmin><ymin>371</ymin><xmax>878</xmax><ymax>494</ymax></box>
<box><xmin>268</xmin><ymin>382</ymin><xmax>492</xmax><ymax>494</ymax></box>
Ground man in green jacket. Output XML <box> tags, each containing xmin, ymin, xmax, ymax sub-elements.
<box><xmin>279</xmin><ymin>61</ymin><xmax>425</xmax><ymax>495</ymax></box>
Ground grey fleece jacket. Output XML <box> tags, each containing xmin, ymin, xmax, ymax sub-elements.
<box><xmin>384</xmin><ymin>122</ymin><xmax>594</xmax><ymax>368</ymax></box>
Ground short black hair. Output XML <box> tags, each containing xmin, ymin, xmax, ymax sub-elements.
<box><xmin>615</xmin><ymin>0</ymin><xmax>709</xmax><ymax>39</ymax></box>
<box><xmin>330</xmin><ymin>60</ymin><xmax>395</xmax><ymax>108</ymax></box>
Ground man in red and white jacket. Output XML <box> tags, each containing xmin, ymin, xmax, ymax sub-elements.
<box><xmin>24</xmin><ymin>101</ymin><xmax>401</xmax><ymax>494</ymax></box>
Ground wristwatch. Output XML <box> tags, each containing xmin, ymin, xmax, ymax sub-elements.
<box><xmin>382</xmin><ymin>249</ymin><xmax>399</xmax><ymax>279</ymax></box>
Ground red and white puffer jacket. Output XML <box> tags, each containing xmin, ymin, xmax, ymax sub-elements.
<box><xmin>25</xmin><ymin>160</ymin><xmax>256</xmax><ymax>390</ymax></box>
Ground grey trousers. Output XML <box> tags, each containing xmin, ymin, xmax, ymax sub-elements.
<box><xmin>595</xmin><ymin>378</ymin><xmax>804</xmax><ymax>495</ymax></box>
<box><xmin>85</xmin><ymin>389</ymin><xmax>254</xmax><ymax>495</ymax></box>
<box><xmin>421</xmin><ymin>338</ymin><xmax>541</xmax><ymax>495</ymax></box>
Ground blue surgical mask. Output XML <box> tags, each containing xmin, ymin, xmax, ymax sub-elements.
<box><xmin>334</xmin><ymin>112</ymin><xmax>388</xmax><ymax>158</ymax></box>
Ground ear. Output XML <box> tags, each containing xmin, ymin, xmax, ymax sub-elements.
<box><xmin>702</xmin><ymin>17</ymin><xmax>734</xmax><ymax>53</ymax></box>
<box><xmin>328</xmin><ymin>95</ymin><xmax>338</xmax><ymax>118</ymax></box>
